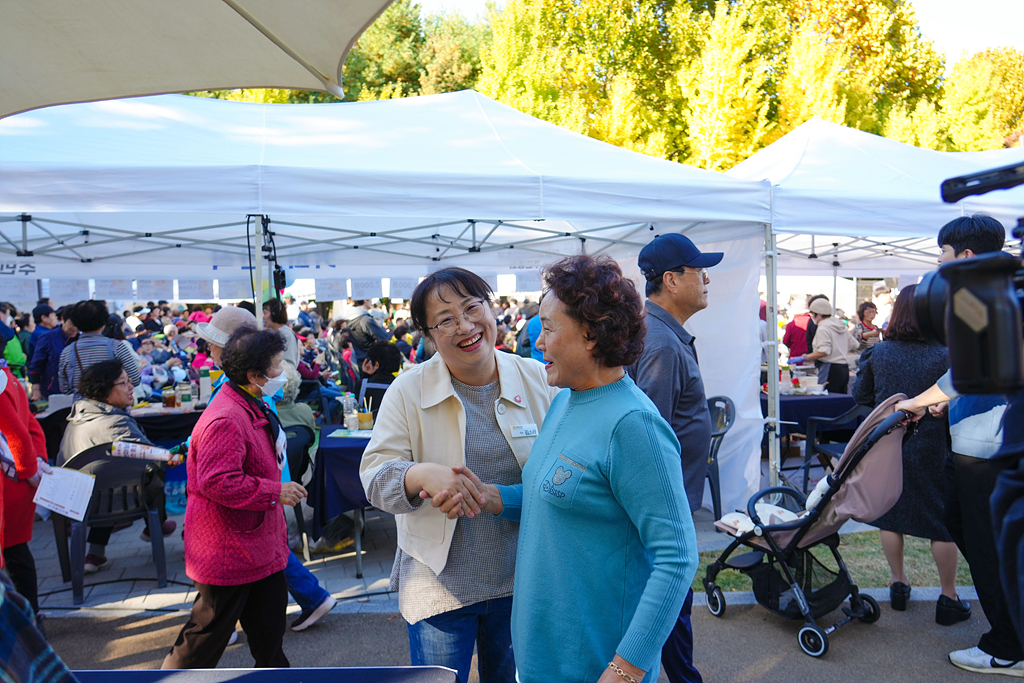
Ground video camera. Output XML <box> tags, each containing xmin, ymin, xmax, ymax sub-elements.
<box><xmin>914</xmin><ymin>160</ymin><xmax>1024</xmax><ymax>395</ymax></box>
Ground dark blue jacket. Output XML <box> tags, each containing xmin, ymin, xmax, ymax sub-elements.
<box><xmin>28</xmin><ymin>326</ymin><xmax>74</xmax><ymax>396</ymax></box>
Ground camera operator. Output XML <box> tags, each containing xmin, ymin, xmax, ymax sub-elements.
<box><xmin>895</xmin><ymin>215</ymin><xmax>1023</xmax><ymax>675</ymax></box>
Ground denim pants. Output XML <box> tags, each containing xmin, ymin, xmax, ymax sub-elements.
<box><xmin>284</xmin><ymin>551</ymin><xmax>330</xmax><ymax>613</ymax></box>
<box><xmin>407</xmin><ymin>596</ymin><xmax>515</xmax><ymax>683</ymax></box>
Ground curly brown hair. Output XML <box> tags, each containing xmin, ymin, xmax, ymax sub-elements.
<box><xmin>543</xmin><ymin>255</ymin><xmax>645</xmax><ymax>367</ymax></box>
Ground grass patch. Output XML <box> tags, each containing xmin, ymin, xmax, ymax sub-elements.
<box><xmin>693</xmin><ymin>531</ymin><xmax>972</xmax><ymax>593</ymax></box>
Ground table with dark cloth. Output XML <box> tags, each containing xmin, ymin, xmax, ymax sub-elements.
<box><xmin>760</xmin><ymin>392</ymin><xmax>858</xmax><ymax>436</ymax></box>
<box><xmin>135</xmin><ymin>411</ymin><xmax>203</xmax><ymax>443</ymax></box>
<box><xmin>309</xmin><ymin>434</ymin><xmax>371</xmax><ymax>539</ymax></box>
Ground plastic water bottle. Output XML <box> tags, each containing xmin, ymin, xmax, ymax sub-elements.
<box><xmin>343</xmin><ymin>393</ymin><xmax>359</xmax><ymax>430</ymax></box>
<box><xmin>165</xmin><ymin>481</ymin><xmax>187</xmax><ymax>515</ymax></box>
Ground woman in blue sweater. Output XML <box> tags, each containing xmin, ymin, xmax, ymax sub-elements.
<box><xmin>439</xmin><ymin>255</ymin><xmax>697</xmax><ymax>683</ymax></box>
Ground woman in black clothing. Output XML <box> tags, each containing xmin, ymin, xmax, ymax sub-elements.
<box><xmin>852</xmin><ymin>285</ymin><xmax>970</xmax><ymax>623</ymax></box>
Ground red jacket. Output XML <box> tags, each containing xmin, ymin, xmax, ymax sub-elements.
<box><xmin>783</xmin><ymin>313</ymin><xmax>811</xmax><ymax>357</ymax></box>
<box><xmin>184</xmin><ymin>383</ymin><xmax>287</xmax><ymax>586</ymax></box>
<box><xmin>1</xmin><ymin>366</ymin><xmax>45</xmax><ymax>554</ymax></box>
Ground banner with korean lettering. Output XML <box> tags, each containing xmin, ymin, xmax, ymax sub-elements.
<box><xmin>216</xmin><ymin>280</ymin><xmax>251</xmax><ymax>300</ymax></box>
<box><xmin>0</xmin><ymin>279</ymin><xmax>38</xmax><ymax>305</ymax></box>
<box><xmin>388</xmin><ymin>277</ymin><xmax>418</xmax><ymax>299</ymax></box>
<box><xmin>314</xmin><ymin>279</ymin><xmax>348</xmax><ymax>301</ymax></box>
<box><xmin>349</xmin><ymin>278</ymin><xmax>383</xmax><ymax>301</ymax></box>
<box><xmin>514</xmin><ymin>270</ymin><xmax>542</xmax><ymax>293</ymax></box>
<box><xmin>177</xmin><ymin>279</ymin><xmax>214</xmax><ymax>300</ymax></box>
<box><xmin>136</xmin><ymin>280</ymin><xmax>174</xmax><ymax>301</ymax></box>
<box><xmin>94</xmin><ymin>279</ymin><xmax>134</xmax><ymax>300</ymax></box>
<box><xmin>48</xmin><ymin>279</ymin><xmax>90</xmax><ymax>303</ymax></box>
<box><xmin>0</xmin><ymin>262</ymin><xmax>37</xmax><ymax>277</ymax></box>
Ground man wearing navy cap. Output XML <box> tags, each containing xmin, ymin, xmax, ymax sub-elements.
<box><xmin>627</xmin><ymin>232</ymin><xmax>722</xmax><ymax>683</ymax></box>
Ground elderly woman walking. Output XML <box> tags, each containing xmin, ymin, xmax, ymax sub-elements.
<box><xmin>443</xmin><ymin>255</ymin><xmax>697</xmax><ymax>683</ymax></box>
<box><xmin>360</xmin><ymin>267</ymin><xmax>556</xmax><ymax>683</ymax></box>
<box><xmin>162</xmin><ymin>328</ymin><xmax>306</xmax><ymax>669</ymax></box>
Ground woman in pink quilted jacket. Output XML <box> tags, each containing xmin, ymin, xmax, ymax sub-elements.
<box><xmin>162</xmin><ymin>328</ymin><xmax>307</xmax><ymax>669</ymax></box>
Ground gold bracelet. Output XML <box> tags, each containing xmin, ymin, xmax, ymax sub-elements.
<box><xmin>608</xmin><ymin>662</ymin><xmax>641</xmax><ymax>683</ymax></box>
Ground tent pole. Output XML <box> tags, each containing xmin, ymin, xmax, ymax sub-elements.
<box><xmin>254</xmin><ymin>215</ymin><xmax>265</xmax><ymax>329</ymax></box>
<box><xmin>764</xmin><ymin>220</ymin><xmax>780</xmax><ymax>488</ymax></box>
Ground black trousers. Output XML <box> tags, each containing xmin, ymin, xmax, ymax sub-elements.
<box><xmin>2</xmin><ymin>542</ymin><xmax>38</xmax><ymax>614</ymax></box>
<box><xmin>162</xmin><ymin>570</ymin><xmax>290</xmax><ymax>669</ymax></box>
<box><xmin>946</xmin><ymin>453</ymin><xmax>1024</xmax><ymax>661</ymax></box>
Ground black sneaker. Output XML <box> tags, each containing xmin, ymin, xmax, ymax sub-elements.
<box><xmin>936</xmin><ymin>594</ymin><xmax>971</xmax><ymax>625</ymax></box>
<box><xmin>291</xmin><ymin>595</ymin><xmax>337</xmax><ymax>632</ymax></box>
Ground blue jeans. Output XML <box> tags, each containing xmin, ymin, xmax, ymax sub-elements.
<box><xmin>284</xmin><ymin>551</ymin><xmax>330</xmax><ymax>613</ymax></box>
<box><xmin>407</xmin><ymin>596</ymin><xmax>515</xmax><ymax>683</ymax></box>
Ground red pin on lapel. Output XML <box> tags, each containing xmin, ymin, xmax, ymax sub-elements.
<box><xmin>514</xmin><ymin>395</ymin><xmax>521</xmax><ymax>403</ymax></box>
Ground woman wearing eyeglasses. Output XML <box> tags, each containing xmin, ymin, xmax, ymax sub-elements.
<box><xmin>360</xmin><ymin>267</ymin><xmax>556</xmax><ymax>683</ymax></box>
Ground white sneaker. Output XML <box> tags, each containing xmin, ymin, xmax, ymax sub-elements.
<box><xmin>950</xmin><ymin>647</ymin><xmax>1024</xmax><ymax>676</ymax></box>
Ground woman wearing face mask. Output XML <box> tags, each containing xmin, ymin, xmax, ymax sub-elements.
<box><xmin>163</xmin><ymin>328</ymin><xmax>305</xmax><ymax>669</ymax></box>
<box><xmin>193</xmin><ymin>308</ymin><xmax>338</xmax><ymax>637</ymax></box>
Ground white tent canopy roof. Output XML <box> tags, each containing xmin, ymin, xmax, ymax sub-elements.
<box><xmin>729</xmin><ymin>119</ymin><xmax>1024</xmax><ymax>275</ymax></box>
<box><xmin>0</xmin><ymin>90</ymin><xmax>769</xmax><ymax>277</ymax></box>
<box><xmin>0</xmin><ymin>0</ymin><xmax>393</xmax><ymax>119</ymax></box>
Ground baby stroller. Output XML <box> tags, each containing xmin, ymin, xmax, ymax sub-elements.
<box><xmin>703</xmin><ymin>394</ymin><xmax>914</xmax><ymax>657</ymax></box>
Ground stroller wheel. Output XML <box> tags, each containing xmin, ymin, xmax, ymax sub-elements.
<box><xmin>857</xmin><ymin>594</ymin><xmax>881</xmax><ymax>624</ymax></box>
<box><xmin>798</xmin><ymin>624</ymin><xmax>829</xmax><ymax>657</ymax></box>
<box><xmin>706</xmin><ymin>586</ymin><xmax>726</xmax><ymax>617</ymax></box>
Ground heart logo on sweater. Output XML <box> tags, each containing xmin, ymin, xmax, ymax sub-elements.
<box><xmin>552</xmin><ymin>466</ymin><xmax>572</xmax><ymax>485</ymax></box>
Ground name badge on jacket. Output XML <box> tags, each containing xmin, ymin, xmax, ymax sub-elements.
<box><xmin>510</xmin><ymin>424</ymin><xmax>538</xmax><ymax>438</ymax></box>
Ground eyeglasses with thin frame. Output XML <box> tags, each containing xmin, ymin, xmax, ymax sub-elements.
<box><xmin>670</xmin><ymin>267</ymin><xmax>709</xmax><ymax>281</ymax></box>
<box><xmin>114</xmin><ymin>378</ymin><xmax>132</xmax><ymax>389</ymax></box>
<box><xmin>428</xmin><ymin>300</ymin><xmax>487</xmax><ymax>337</ymax></box>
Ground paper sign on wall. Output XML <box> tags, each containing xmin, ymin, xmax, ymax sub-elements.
<box><xmin>48</xmin><ymin>279</ymin><xmax>90</xmax><ymax>303</ymax></box>
<box><xmin>94</xmin><ymin>279</ymin><xmax>134</xmax><ymax>300</ymax></box>
<box><xmin>217</xmin><ymin>280</ymin><xmax>251</xmax><ymax>300</ymax></box>
<box><xmin>0</xmin><ymin>279</ymin><xmax>38</xmax><ymax>304</ymax></box>
<box><xmin>515</xmin><ymin>270</ymin><xmax>542</xmax><ymax>293</ymax></box>
<box><xmin>177</xmin><ymin>279</ymin><xmax>214</xmax><ymax>300</ymax></box>
<box><xmin>388</xmin><ymin>277</ymin><xmax>419</xmax><ymax>299</ymax></box>
<box><xmin>350</xmin><ymin>278</ymin><xmax>383</xmax><ymax>300</ymax></box>
<box><xmin>315</xmin><ymin>279</ymin><xmax>348</xmax><ymax>300</ymax></box>
<box><xmin>136</xmin><ymin>279</ymin><xmax>174</xmax><ymax>301</ymax></box>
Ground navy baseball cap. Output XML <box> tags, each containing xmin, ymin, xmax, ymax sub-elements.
<box><xmin>638</xmin><ymin>234</ymin><xmax>724</xmax><ymax>281</ymax></box>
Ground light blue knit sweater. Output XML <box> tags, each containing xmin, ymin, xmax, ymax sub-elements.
<box><xmin>496</xmin><ymin>375</ymin><xmax>697</xmax><ymax>683</ymax></box>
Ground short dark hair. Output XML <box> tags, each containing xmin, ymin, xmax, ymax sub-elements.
<box><xmin>365</xmin><ymin>341</ymin><xmax>404</xmax><ymax>375</ymax></box>
<box><xmin>645</xmin><ymin>267</ymin><xmax>694</xmax><ymax>297</ymax></box>
<box><xmin>70</xmin><ymin>300</ymin><xmax>109</xmax><ymax>332</ymax></box>
<box><xmin>32</xmin><ymin>305</ymin><xmax>54</xmax><ymax>324</ymax></box>
<box><xmin>104</xmin><ymin>314</ymin><xmax>126</xmax><ymax>341</ymax></box>
<box><xmin>937</xmin><ymin>215</ymin><xmax>1005</xmax><ymax>256</ymax></box>
<box><xmin>236</xmin><ymin>301</ymin><xmax>256</xmax><ymax>316</ymax></box>
<box><xmin>882</xmin><ymin>285</ymin><xmax>924</xmax><ymax>342</ymax></box>
<box><xmin>393</xmin><ymin>323</ymin><xmax>409</xmax><ymax>338</ymax></box>
<box><xmin>543</xmin><ymin>254</ymin><xmax>645</xmax><ymax>367</ymax></box>
<box><xmin>79</xmin><ymin>359</ymin><xmax>125</xmax><ymax>402</ymax></box>
<box><xmin>409</xmin><ymin>268</ymin><xmax>493</xmax><ymax>337</ymax></box>
<box><xmin>220</xmin><ymin>328</ymin><xmax>286</xmax><ymax>385</ymax></box>
<box><xmin>857</xmin><ymin>301</ymin><xmax>877</xmax><ymax>320</ymax></box>
<box><xmin>263</xmin><ymin>298</ymin><xmax>288</xmax><ymax>325</ymax></box>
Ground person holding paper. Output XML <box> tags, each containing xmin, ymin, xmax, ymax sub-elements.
<box><xmin>58</xmin><ymin>359</ymin><xmax>178</xmax><ymax>573</ymax></box>
<box><xmin>360</xmin><ymin>267</ymin><xmax>557</xmax><ymax>683</ymax></box>
<box><xmin>1</xmin><ymin>357</ymin><xmax>50</xmax><ymax>619</ymax></box>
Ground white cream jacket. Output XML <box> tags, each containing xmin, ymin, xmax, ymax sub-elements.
<box><xmin>360</xmin><ymin>351</ymin><xmax>558</xmax><ymax>575</ymax></box>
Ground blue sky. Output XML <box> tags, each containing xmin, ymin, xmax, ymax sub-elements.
<box><xmin>416</xmin><ymin>0</ymin><xmax>1024</xmax><ymax>63</ymax></box>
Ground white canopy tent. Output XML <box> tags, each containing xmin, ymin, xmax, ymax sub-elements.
<box><xmin>0</xmin><ymin>0</ymin><xmax>393</xmax><ymax>119</ymax></box>
<box><xmin>729</xmin><ymin>118</ymin><xmax>1024</xmax><ymax>487</ymax></box>
<box><xmin>0</xmin><ymin>90</ymin><xmax>772</xmax><ymax>516</ymax></box>
<box><xmin>730</xmin><ymin>118</ymin><xmax>1024</xmax><ymax>276</ymax></box>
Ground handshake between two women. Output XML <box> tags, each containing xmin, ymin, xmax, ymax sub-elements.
<box><xmin>405</xmin><ymin>463</ymin><xmax>502</xmax><ymax>519</ymax></box>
